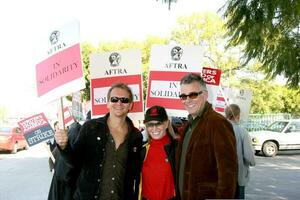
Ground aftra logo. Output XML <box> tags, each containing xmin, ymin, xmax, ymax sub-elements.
<box><xmin>49</xmin><ymin>30</ymin><xmax>60</xmax><ymax>45</ymax></box>
<box><xmin>47</xmin><ymin>30</ymin><xmax>66</xmax><ymax>55</ymax></box>
<box><xmin>171</xmin><ymin>46</ymin><xmax>183</xmax><ymax>61</ymax></box>
<box><xmin>109</xmin><ymin>52</ymin><xmax>121</xmax><ymax>67</ymax></box>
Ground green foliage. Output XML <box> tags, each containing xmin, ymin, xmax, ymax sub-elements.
<box><xmin>171</xmin><ymin>12</ymin><xmax>225</xmax><ymax>46</ymax></box>
<box><xmin>282</xmin><ymin>87</ymin><xmax>300</xmax><ymax>118</ymax></box>
<box><xmin>81</xmin><ymin>42</ymin><xmax>96</xmax><ymax>101</ymax></box>
<box><xmin>77</xmin><ymin>12</ymin><xmax>299</xmax><ymax>116</ymax></box>
<box><xmin>170</xmin><ymin>12</ymin><xmax>244</xmax><ymax>79</ymax></box>
<box><xmin>231</xmin><ymin>78</ymin><xmax>300</xmax><ymax>117</ymax></box>
<box><xmin>223</xmin><ymin>0</ymin><xmax>300</xmax><ymax>88</ymax></box>
<box><xmin>156</xmin><ymin>0</ymin><xmax>177</xmax><ymax>10</ymax></box>
<box><xmin>97</xmin><ymin>40</ymin><xmax>142</xmax><ymax>53</ymax></box>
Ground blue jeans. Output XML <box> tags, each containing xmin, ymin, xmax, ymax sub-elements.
<box><xmin>235</xmin><ymin>184</ymin><xmax>245</xmax><ymax>199</ymax></box>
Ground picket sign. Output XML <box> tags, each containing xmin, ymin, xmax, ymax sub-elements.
<box><xmin>17</xmin><ymin>112</ymin><xmax>56</xmax><ymax>163</ymax></box>
<box><xmin>34</xmin><ymin>20</ymin><xmax>85</xmax><ymax>164</ymax></box>
<box><xmin>45</xmin><ymin>98</ymin><xmax>66</xmax><ymax>164</ymax></box>
<box><xmin>213</xmin><ymin>85</ymin><xmax>230</xmax><ymax>115</ymax></box>
<box><xmin>213</xmin><ymin>85</ymin><xmax>253</xmax><ymax>121</ymax></box>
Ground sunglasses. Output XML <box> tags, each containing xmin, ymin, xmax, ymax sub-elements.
<box><xmin>145</xmin><ymin>121</ymin><xmax>163</xmax><ymax>128</ymax></box>
<box><xmin>179</xmin><ymin>91</ymin><xmax>205</xmax><ymax>100</ymax></box>
<box><xmin>110</xmin><ymin>96</ymin><xmax>130</xmax><ymax>104</ymax></box>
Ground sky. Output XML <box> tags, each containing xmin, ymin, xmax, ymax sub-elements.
<box><xmin>0</xmin><ymin>0</ymin><xmax>225</xmax><ymax>119</ymax></box>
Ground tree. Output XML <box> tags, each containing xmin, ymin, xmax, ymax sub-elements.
<box><xmin>234</xmin><ymin>79</ymin><xmax>285</xmax><ymax>113</ymax></box>
<box><xmin>282</xmin><ymin>87</ymin><xmax>300</xmax><ymax>117</ymax></box>
<box><xmin>170</xmin><ymin>11</ymin><xmax>300</xmax><ymax>116</ymax></box>
<box><xmin>230</xmin><ymin>78</ymin><xmax>300</xmax><ymax>117</ymax></box>
<box><xmin>77</xmin><ymin>11</ymin><xmax>299</xmax><ymax>116</ymax></box>
<box><xmin>223</xmin><ymin>0</ymin><xmax>300</xmax><ymax>88</ymax></box>
<box><xmin>81</xmin><ymin>42</ymin><xmax>96</xmax><ymax>101</ymax></box>
<box><xmin>79</xmin><ymin>37</ymin><xmax>168</xmax><ymax>101</ymax></box>
<box><xmin>171</xmin><ymin>12</ymin><xmax>245</xmax><ymax>84</ymax></box>
<box><xmin>155</xmin><ymin>0</ymin><xmax>177</xmax><ymax>10</ymax></box>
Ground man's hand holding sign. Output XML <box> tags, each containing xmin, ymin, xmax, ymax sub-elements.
<box><xmin>54</xmin><ymin>129</ymin><xmax>68</xmax><ymax>150</ymax></box>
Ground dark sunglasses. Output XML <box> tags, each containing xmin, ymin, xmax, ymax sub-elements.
<box><xmin>110</xmin><ymin>96</ymin><xmax>130</xmax><ymax>104</ymax></box>
<box><xmin>179</xmin><ymin>91</ymin><xmax>205</xmax><ymax>100</ymax></box>
<box><xmin>145</xmin><ymin>121</ymin><xmax>163</xmax><ymax>128</ymax></box>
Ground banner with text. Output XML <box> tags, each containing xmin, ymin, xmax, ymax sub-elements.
<box><xmin>90</xmin><ymin>50</ymin><xmax>143</xmax><ymax>120</ymax></box>
<box><xmin>63</xmin><ymin>107</ymin><xmax>75</xmax><ymax>127</ymax></box>
<box><xmin>213</xmin><ymin>87</ymin><xmax>253</xmax><ymax>121</ymax></box>
<box><xmin>201</xmin><ymin>67</ymin><xmax>222</xmax><ymax>107</ymax></box>
<box><xmin>72</xmin><ymin>91</ymin><xmax>83</xmax><ymax>121</ymax></box>
<box><xmin>18</xmin><ymin>113</ymin><xmax>54</xmax><ymax>147</ymax></box>
<box><xmin>35</xmin><ymin>20</ymin><xmax>85</xmax><ymax>103</ymax></box>
<box><xmin>147</xmin><ymin>45</ymin><xmax>204</xmax><ymax>117</ymax></box>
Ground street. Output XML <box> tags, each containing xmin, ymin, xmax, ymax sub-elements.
<box><xmin>0</xmin><ymin>146</ymin><xmax>300</xmax><ymax>200</ymax></box>
<box><xmin>0</xmin><ymin>144</ymin><xmax>52</xmax><ymax>200</ymax></box>
<box><xmin>246</xmin><ymin>151</ymin><xmax>300</xmax><ymax>199</ymax></box>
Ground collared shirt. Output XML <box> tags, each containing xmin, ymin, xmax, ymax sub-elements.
<box><xmin>178</xmin><ymin>103</ymin><xmax>206</xmax><ymax>197</ymax></box>
<box><xmin>99</xmin><ymin>134</ymin><xmax>128</xmax><ymax>200</ymax></box>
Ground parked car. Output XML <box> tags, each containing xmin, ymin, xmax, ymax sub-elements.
<box><xmin>240</xmin><ymin>121</ymin><xmax>268</xmax><ymax>132</ymax></box>
<box><xmin>249</xmin><ymin>119</ymin><xmax>300</xmax><ymax>157</ymax></box>
<box><xmin>0</xmin><ymin>127</ymin><xmax>28</xmax><ymax>153</ymax></box>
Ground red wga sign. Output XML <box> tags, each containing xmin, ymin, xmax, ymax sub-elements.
<box><xmin>201</xmin><ymin>67</ymin><xmax>221</xmax><ymax>86</ymax></box>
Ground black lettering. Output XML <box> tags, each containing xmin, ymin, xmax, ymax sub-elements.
<box><xmin>165</xmin><ymin>63</ymin><xmax>172</xmax><ymax>68</ymax></box>
<box><xmin>105</xmin><ymin>68</ymin><xmax>128</xmax><ymax>75</ymax></box>
<box><xmin>95</xmin><ymin>97</ymin><xmax>107</xmax><ymax>104</ymax></box>
<box><xmin>150</xmin><ymin>90</ymin><xmax>180</xmax><ymax>98</ymax></box>
<box><xmin>47</xmin><ymin>43</ymin><xmax>66</xmax><ymax>55</ymax></box>
<box><xmin>169</xmin><ymin>82</ymin><xmax>177</xmax><ymax>89</ymax></box>
<box><xmin>164</xmin><ymin>63</ymin><xmax>188</xmax><ymax>69</ymax></box>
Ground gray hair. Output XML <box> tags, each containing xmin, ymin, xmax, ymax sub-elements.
<box><xmin>180</xmin><ymin>73</ymin><xmax>207</xmax><ymax>90</ymax></box>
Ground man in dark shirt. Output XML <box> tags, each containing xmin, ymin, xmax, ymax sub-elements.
<box><xmin>99</xmin><ymin>134</ymin><xmax>128</xmax><ymax>199</ymax></box>
<box><xmin>54</xmin><ymin>83</ymin><xmax>143</xmax><ymax>200</ymax></box>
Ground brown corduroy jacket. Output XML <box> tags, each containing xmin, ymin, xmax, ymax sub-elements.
<box><xmin>176</xmin><ymin>102</ymin><xmax>237</xmax><ymax>200</ymax></box>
